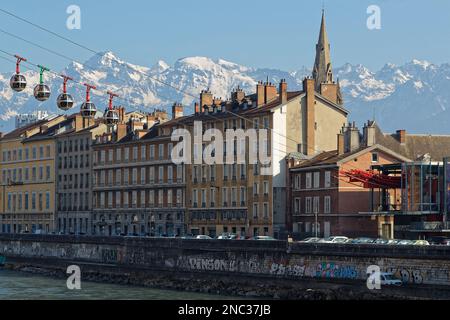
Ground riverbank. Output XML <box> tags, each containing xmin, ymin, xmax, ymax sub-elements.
<box><xmin>4</xmin><ymin>258</ymin><xmax>444</xmax><ymax>300</ymax></box>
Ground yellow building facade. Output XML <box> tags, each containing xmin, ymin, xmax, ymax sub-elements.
<box><xmin>0</xmin><ymin>116</ymin><xmax>65</xmax><ymax>233</ymax></box>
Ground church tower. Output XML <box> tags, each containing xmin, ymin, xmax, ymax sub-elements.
<box><xmin>312</xmin><ymin>11</ymin><xmax>343</xmax><ymax>105</ymax></box>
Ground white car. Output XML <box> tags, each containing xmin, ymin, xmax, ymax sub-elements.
<box><xmin>379</xmin><ymin>273</ymin><xmax>403</xmax><ymax>286</ymax></box>
<box><xmin>195</xmin><ymin>235</ymin><xmax>212</xmax><ymax>240</ymax></box>
<box><xmin>319</xmin><ymin>236</ymin><xmax>349</xmax><ymax>244</ymax></box>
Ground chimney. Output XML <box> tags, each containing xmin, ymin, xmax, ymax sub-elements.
<box><xmin>397</xmin><ymin>129</ymin><xmax>406</xmax><ymax>144</ymax></box>
<box><xmin>75</xmin><ymin>114</ymin><xmax>84</xmax><ymax>131</ymax></box>
<box><xmin>337</xmin><ymin>133</ymin><xmax>345</xmax><ymax>155</ymax></box>
<box><xmin>116</xmin><ymin>123</ymin><xmax>127</xmax><ymax>141</ymax></box>
<box><xmin>264</xmin><ymin>81</ymin><xmax>278</xmax><ymax>104</ymax></box>
<box><xmin>344</xmin><ymin>122</ymin><xmax>360</xmax><ymax>152</ymax></box>
<box><xmin>200</xmin><ymin>90</ymin><xmax>213</xmax><ymax>111</ymax></box>
<box><xmin>117</xmin><ymin>106</ymin><xmax>125</xmax><ymax>123</ymax></box>
<box><xmin>279</xmin><ymin>79</ymin><xmax>288</xmax><ymax>104</ymax></box>
<box><xmin>194</xmin><ymin>102</ymin><xmax>200</xmax><ymax>115</ymax></box>
<box><xmin>231</xmin><ymin>87</ymin><xmax>245</xmax><ymax>103</ymax></box>
<box><xmin>172</xmin><ymin>103</ymin><xmax>184</xmax><ymax>119</ymax></box>
<box><xmin>256</xmin><ymin>81</ymin><xmax>265</xmax><ymax>107</ymax></box>
<box><xmin>363</xmin><ymin>120</ymin><xmax>376</xmax><ymax>147</ymax></box>
<box><xmin>303</xmin><ymin>77</ymin><xmax>316</xmax><ymax>156</ymax></box>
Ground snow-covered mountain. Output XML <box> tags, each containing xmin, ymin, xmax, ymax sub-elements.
<box><xmin>1</xmin><ymin>51</ymin><xmax>449</xmax><ymax>134</ymax></box>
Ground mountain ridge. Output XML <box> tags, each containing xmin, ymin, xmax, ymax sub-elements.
<box><xmin>1</xmin><ymin>51</ymin><xmax>449</xmax><ymax>134</ymax></box>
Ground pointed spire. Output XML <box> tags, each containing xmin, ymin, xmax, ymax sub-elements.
<box><xmin>313</xmin><ymin>10</ymin><xmax>333</xmax><ymax>92</ymax></box>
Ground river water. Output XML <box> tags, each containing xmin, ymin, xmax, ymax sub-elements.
<box><xmin>0</xmin><ymin>269</ymin><xmax>230</xmax><ymax>300</ymax></box>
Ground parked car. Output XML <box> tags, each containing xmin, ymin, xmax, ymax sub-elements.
<box><xmin>387</xmin><ymin>239</ymin><xmax>400</xmax><ymax>245</ymax></box>
<box><xmin>428</xmin><ymin>236</ymin><xmax>450</xmax><ymax>245</ymax></box>
<box><xmin>319</xmin><ymin>236</ymin><xmax>349</xmax><ymax>244</ymax></box>
<box><xmin>374</xmin><ymin>238</ymin><xmax>389</xmax><ymax>245</ymax></box>
<box><xmin>252</xmin><ymin>236</ymin><xmax>277</xmax><ymax>241</ymax></box>
<box><xmin>379</xmin><ymin>273</ymin><xmax>403</xmax><ymax>286</ymax></box>
<box><xmin>413</xmin><ymin>240</ymin><xmax>430</xmax><ymax>246</ymax></box>
<box><xmin>397</xmin><ymin>239</ymin><xmax>414</xmax><ymax>245</ymax></box>
<box><xmin>299</xmin><ymin>237</ymin><xmax>321</xmax><ymax>243</ymax></box>
<box><xmin>350</xmin><ymin>237</ymin><xmax>375</xmax><ymax>244</ymax></box>
<box><xmin>195</xmin><ymin>235</ymin><xmax>212</xmax><ymax>240</ymax></box>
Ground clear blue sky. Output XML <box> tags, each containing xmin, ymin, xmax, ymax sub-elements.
<box><xmin>0</xmin><ymin>0</ymin><xmax>449</xmax><ymax>73</ymax></box>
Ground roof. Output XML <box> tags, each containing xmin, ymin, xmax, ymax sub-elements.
<box><xmin>1</xmin><ymin>118</ymin><xmax>51</xmax><ymax>140</ymax></box>
<box><xmin>292</xmin><ymin>144</ymin><xmax>411</xmax><ymax>170</ymax></box>
<box><xmin>374</xmin><ymin>124</ymin><xmax>450</xmax><ymax>161</ymax></box>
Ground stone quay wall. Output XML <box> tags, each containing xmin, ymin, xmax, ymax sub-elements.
<box><xmin>1</xmin><ymin>234</ymin><xmax>450</xmax><ymax>286</ymax></box>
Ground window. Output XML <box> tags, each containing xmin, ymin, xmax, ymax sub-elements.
<box><xmin>305</xmin><ymin>197</ymin><xmax>312</xmax><ymax>214</ymax></box>
<box><xmin>313</xmin><ymin>172</ymin><xmax>320</xmax><ymax>189</ymax></box>
<box><xmin>168</xmin><ymin>166</ymin><xmax>173</xmax><ymax>182</ymax></box>
<box><xmin>149</xmin><ymin>167</ymin><xmax>155</xmax><ymax>183</ymax></box>
<box><xmin>306</xmin><ymin>173</ymin><xmax>312</xmax><ymax>189</ymax></box>
<box><xmin>150</xmin><ymin>145</ymin><xmax>155</xmax><ymax>160</ymax></box>
<box><xmin>116</xmin><ymin>191</ymin><xmax>121</xmax><ymax>207</ymax></box>
<box><xmin>253</xmin><ymin>183</ymin><xmax>259</xmax><ymax>196</ymax></box>
<box><xmin>46</xmin><ymin>166</ymin><xmax>51</xmax><ymax>181</ymax></box>
<box><xmin>116</xmin><ymin>148</ymin><xmax>122</xmax><ymax>162</ymax></box>
<box><xmin>231</xmin><ymin>188</ymin><xmax>237</xmax><ymax>206</ymax></box>
<box><xmin>222</xmin><ymin>188</ymin><xmax>228</xmax><ymax>206</ymax></box>
<box><xmin>263</xmin><ymin>117</ymin><xmax>269</xmax><ymax>129</ymax></box>
<box><xmin>240</xmin><ymin>187</ymin><xmax>246</xmax><ymax>205</ymax></box>
<box><xmin>139</xmin><ymin>191</ymin><xmax>146</xmax><ymax>208</ymax></box>
<box><xmin>325</xmin><ymin>171</ymin><xmax>331</xmax><ymax>188</ymax></box>
<box><xmin>32</xmin><ymin>192</ymin><xmax>36</xmax><ymax>210</ymax></box>
<box><xmin>132</xmin><ymin>168</ymin><xmax>137</xmax><ymax>185</ymax></box>
<box><xmin>108</xmin><ymin>149</ymin><xmax>113</xmax><ymax>163</ymax></box>
<box><xmin>158</xmin><ymin>190</ymin><xmax>164</xmax><ymax>207</ymax></box>
<box><xmin>24</xmin><ymin>193</ymin><xmax>29</xmax><ymax>210</ymax></box>
<box><xmin>141</xmin><ymin>145</ymin><xmax>146</xmax><ymax>161</ymax></box>
<box><xmin>324</xmin><ymin>196</ymin><xmax>331</xmax><ymax>214</ymax></box>
<box><xmin>294</xmin><ymin>198</ymin><xmax>301</xmax><ymax>214</ymax></box>
<box><xmin>158</xmin><ymin>144</ymin><xmax>164</xmax><ymax>160</ymax></box>
<box><xmin>223</xmin><ymin>164</ymin><xmax>228</xmax><ymax>179</ymax></box>
<box><xmin>201</xmin><ymin>189</ymin><xmax>206</xmax><ymax>207</ymax></box>
<box><xmin>263</xmin><ymin>181</ymin><xmax>269</xmax><ymax>195</ymax></box>
<box><xmin>253</xmin><ymin>203</ymin><xmax>259</xmax><ymax>218</ymax></box>
<box><xmin>39</xmin><ymin>146</ymin><xmax>44</xmax><ymax>159</ymax></box>
<box><xmin>372</xmin><ymin>153</ymin><xmax>379</xmax><ymax>163</ymax></box>
<box><xmin>45</xmin><ymin>192</ymin><xmax>50</xmax><ymax>210</ymax></box>
<box><xmin>149</xmin><ymin>190</ymin><xmax>155</xmax><ymax>206</ymax></box>
<box><xmin>168</xmin><ymin>143</ymin><xmax>173</xmax><ymax>160</ymax></box>
<box><xmin>133</xmin><ymin>146</ymin><xmax>138</xmax><ymax>161</ymax></box>
<box><xmin>210</xmin><ymin>188</ymin><xmax>216</xmax><ymax>206</ymax></box>
<box><xmin>263</xmin><ymin>203</ymin><xmax>269</xmax><ymax>219</ymax></box>
<box><xmin>158</xmin><ymin>166</ymin><xmax>164</xmax><ymax>183</ymax></box>
<box><xmin>294</xmin><ymin>174</ymin><xmax>301</xmax><ymax>190</ymax></box>
<box><xmin>313</xmin><ymin>197</ymin><xmax>320</xmax><ymax>214</ymax></box>
<box><xmin>177</xmin><ymin>189</ymin><xmax>182</xmax><ymax>205</ymax></box>
<box><xmin>116</xmin><ymin>169</ymin><xmax>121</xmax><ymax>185</ymax></box>
<box><xmin>124</xmin><ymin>169</ymin><xmax>129</xmax><ymax>185</ymax></box>
<box><xmin>140</xmin><ymin>167</ymin><xmax>146</xmax><ymax>184</ymax></box>
<box><xmin>124</xmin><ymin>148</ymin><xmax>129</xmax><ymax>161</ymax></box>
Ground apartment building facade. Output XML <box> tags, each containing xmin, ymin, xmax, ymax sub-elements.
<box><xmin>91</xmin><ymin>110</ymin><xmax>186</xmax><ymax>236</ymax></box>
<box><xmin>55</xmin><ymin>115</ymin><xmax>108</xmax><ymax>235</ymax></box>
<box><xmin>0</xmin><ymin>115</ymin><xmax>66</xmax><ymax>234</ymax></box>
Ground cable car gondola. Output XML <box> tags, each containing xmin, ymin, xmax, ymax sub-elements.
<box><xmin>10</xmin><ymin>55</ymin><xmax>27</xmax><ymax>92</ymax></box>
<box><xmin>33</xmin><ymin>65</ymin><xmax>51</xmax><ymax>101</ymax></box>
<box><xmin>103</xmin><ymin>91</ymin><xmax>120</xmax><ymax>126</ymax></box>
<box><xmin>80</xmin><ymin>83</ymin><xmax>97</xmax><ymax>118</ymax></box>
<box><xmin>56</xmin><ymin>75</ymin><xmax>74</xmax><ymax>111</ymax></box>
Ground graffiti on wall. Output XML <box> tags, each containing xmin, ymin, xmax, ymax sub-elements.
<box><xmin>315</xmin><ymin>262</ymin><xmax>358</xmax><ymax>279</ymax></box>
